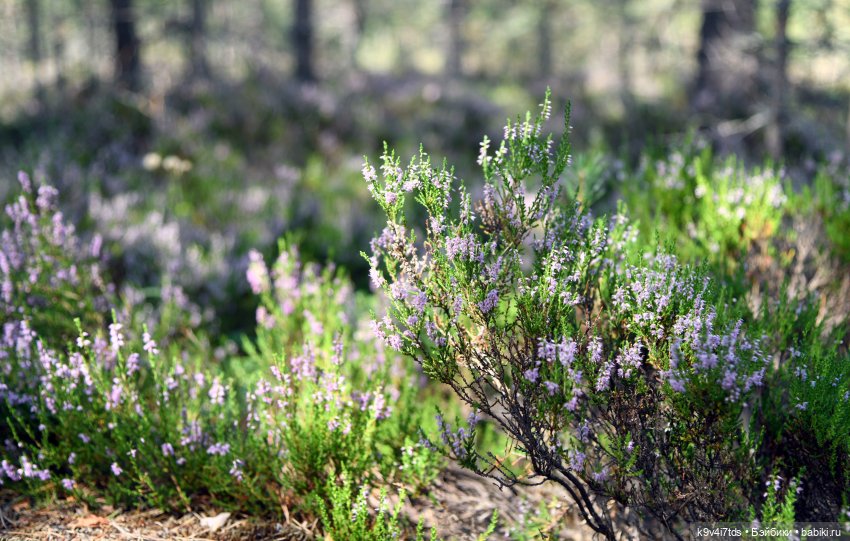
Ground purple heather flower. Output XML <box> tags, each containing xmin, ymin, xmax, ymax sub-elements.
<box><xmin>61</xmin><ymin>478</ymin><xmax>76</xmax><ymax>491</ymax></box>
<box><xmin>162</xmin><ymin>443</ymin><xmax>174</xmax><ymax>457</ymax></box>
<box><xmin>410</xmin><ymin>290</ymin><xmax>428</xmax><ymax>314</ymax></box>
<box><xmin>207</xmin><ymin>442</ymin><xmax>230</xmax><ymax>456</ymax></box>
<box><xmin>111</xmin><ymin>462</ymin><xmax>123</xmax><ymax>476</ymax></box>
<box><xmin>523</xmin><ymin>366</ymin><xmax>539</xmax><ymax>383</ymax></box>
<box><xmin>478</xmin><ymin>289</ymin><xmax>499</xmax><ymax>314</ymax></box>
<box><xmin>592</xmin><ymin>467</ymin><xmax>610</xmax><ymax>483</ymax></box>
<box><xmin>387</xmin><ymin>334</ymin><xmax>403</xmax><ymax>351</ymax></box>
<box><xmin>543</xmin><ymin>381</ymin><xmax>560</xmax><ymax>395</ymax></box>
<box><xmin>595</xmin><ymin>362</ymin><xmax>612</xmax><ymax>391</ymax></box>
<box><xmin>568</xmin><ymin>450</ymin><xmax>585</xmax><ymax>471</ymax></box>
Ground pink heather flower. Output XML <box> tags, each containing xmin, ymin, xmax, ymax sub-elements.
<box><xmin>142</xmin><ymin>332</ymin><xmax>159</xmax><ymax>355</ymax></box>
<box><xmin>362</xmin><ymin>163</ymin><xmax>377</xmax><ymax>183</ymax></box>
<box><xmin>111</xmin><ymin>462</ymin><xmax>123</xmax><ymax>476</ymax></box>
<box><xmin>369</xmin><ymin>267</ymin><xmax>386</xmax><ymax>289</ymax></box>
<box><xmin>246</xmin><ymin>250</ymin><xmax>270</xmax><ymax>294</ymax></box>
<box><xmin>36</xmin><ymin>185</ymin><xmax>58</xmax><ymax>211</ymax></box>
<box><xmin>108</xmin><ymin>323</ymin><xmax>125</xmax><ymax>352</ymax></box>
<box><xmin>208</xmin><ymin>378</ymin><xmax>226</xmax><ymax>405</ymax></box>
<box><xmin>76</xmin><ymin>332</ymin><xmax>91</xmax><ymax>349</ymax></box>
<box><xmin>256</xmin><ymin>306</ymin><xmax>276</xmax><ymax>329</ymax></box>
<box><xmin>18</xmin><ymin>171</ymin><xmax>32</xmax><ymax>192</ymax></box>
<box><xmin>105</xmin><ymin>378</ymin><xmax>124</xmax><ymax>410</ymax></box>
<box><xmin>229</xmin><ymin>460</ymin><xmax>244</xmax><ymax>481</ymax></box>
<box><xmin>126</xmin><ymin>353</ymin><xmax>140</xmax><ymax>375</ymax></box>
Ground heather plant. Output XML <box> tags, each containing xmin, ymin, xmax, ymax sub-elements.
<box><xmin>794</xmin><ymin>164</ymin><xmax>850</xmax><ymax>263</ymax></box>
<box><xmin>748</xmin><ymin>289</ymin><xmax>850</xmax><ymax>519</ymax></box>
<box><xmin>0</xmin><ymin>175</ymin><xmax>439</xmax><ymax>532</ymax></box>
<box><xmin>239</xmin><ymin>242</ymin><xmax>440</xmax><ymax>507</ymax></box>
<box><xmin>1</xmin><ymin>171</ymin><xmax>113</xmax><ymax>347</ymax></box>
<box><xmin>316</xmin><ymin>473</ymin><xmax>407</xmax><ymax>541</ymax></box>
<box><xmin>623</xmin><ymin>145</ymin><xmax>787</xmax><ymax>276</ymax></box>
<box><xmin>746</xmin><ymin>474</ymin><xmax>799</xmax><ymax>539</ymax></box>
<box><xmin>365</xmin><ymin>94</ymin><xmax>777</xmax><ymax>538</ymax></box>
<box><xmin>0</xmin><ymin>178</ymin><xmax>440</xmax><ymax>535</ymax></box>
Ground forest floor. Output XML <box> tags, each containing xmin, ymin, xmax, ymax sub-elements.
<box><xmin>0</xmin><ymin>466</ymin><xmax>594</xmax><ymax>541</ymax></box>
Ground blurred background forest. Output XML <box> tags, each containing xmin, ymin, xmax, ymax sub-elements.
<box><xmin>1</xmin><ymin>0</ymin><xmax>849</xmax><ymax>339</ymax></box>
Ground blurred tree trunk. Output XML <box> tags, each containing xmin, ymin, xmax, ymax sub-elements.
<box><xmin>616</xmin><ymin>0</ymin><xmax>634</xmax><ymax>110</ymax></box>
<box><xmin>25</xmin><ymin>0</ymin><xmax>41</xmax><ymax>66</ymax></box>
<box><xmin>350</xmin><ymin>0</ymin><xmax>367</xmax><ymax>69</ymax></box>
<box><xmin>765</xmin><ymin>0</ymin><xmax>791</xmax><ymax>160</ymax></box>
<box><xmin>25</xmin><ymin>0</ymin><xmax>45</xmax><ymax>103</ymax></box>
<box><xmin>188</xmin><ymin>0</ymin><xmax>210</xmax><ymax>78</ymax></box>
<box><xmin>109</xmin><ymin>0</ymin><xmax>141</xmax><ymax>91</ymax></box>
<box><xmin>537</xmin><ymin>0</ymin><xmax>554</xmax><ymax>80</ymax></box>
<box><xmin>446</xmin><ymin>0</ymin><xmax>466</xmax><ymax>78</ymax></box>
<box><xmin>693</xmin><ymin>0</ymin><xmax>758</xmax><ymax>115</ymax></box>
<box><xmin>292</xmin><ymin>0</ymin><xmax>315</xmax><ymax>82</ymax></box>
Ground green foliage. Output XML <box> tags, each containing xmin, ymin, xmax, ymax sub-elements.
<box><xmin>316</xmin><ymin>473</ymin><xmax>406</xmax><ymax>541</ymax></box>
<box><xmin>623</xmin><ymin>144</ymin><xmax>787</xmax><ymax>276</ymax></box>
<box><xmin>0</xmin><ymin>189</ymin><xmax>439</xmax><ymax>534</ymax></box>
<box><xmin>746</xmin><ymin>474</ymin><xmax>799</xmax><ymax>540</ymax></box>
<box><xmin>793</xmin><ymin>166</ymin><xmax>850</xmax><ymax>262</ymax></box>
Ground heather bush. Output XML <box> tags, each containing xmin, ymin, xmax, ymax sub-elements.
<box><xmin>364</xmin><ymin>93</ymin><xmax>850</xmax><ymax>538</ymax></box>
<box><xmin>1</xmin><ymin>171</ymin><xmax>113</xmax><ymax>347</ymax></box>
<box><xmin>618</xmin><ymin>133</ymin><xmax>850</xmax><ymax>519</ymax></box>
<box><xmin>0</xmin><ymin>176</ymin><xmax>440</xmax><ymax>534</ymax></box>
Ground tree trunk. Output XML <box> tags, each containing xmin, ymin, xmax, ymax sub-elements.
<box><xmin>25</xmin><ymin>0</ymin><xmax>41</xmax><ymax>65</ymax></box>
<box><xmin>189</xmin><ymin>0</ymin><xmax>210</xmax><ymax>78</ymax></box>
<box><xmin>766</xmin><ymin>0</ymin><xmax>791</xmax><ymax>160</ymax></box>
<box><xmin>350</xmin><ymin>0</ymin><xmax>367</xmax><ymax>69</ymax></box>
<box><xmin>537</xmin><ymin>0</ymin><xmax>553</xmax><ymax>81</ymax></box>
<box><xmin>292</xmin><ymin>0</ymin><xmax>315</xmax><ymax>82</ymax></box>
<box><xmin>446</xmin><ymin>0</ymin><xmax>466</xmax><ymax>78</ymax></box>
<box><xmin>693</xmin><ymin>0</ymin><xmax>758</xmax><ymax>114</ymax></box>
<box><xmin>616</xmin><ymin>0</ymin><xmax>634</xmax><ymax>110</ymax></box>
<box><xmin>109</xmin><ymin>0</ymin><xmax>141</xmax><ymax>91</ymax></box>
